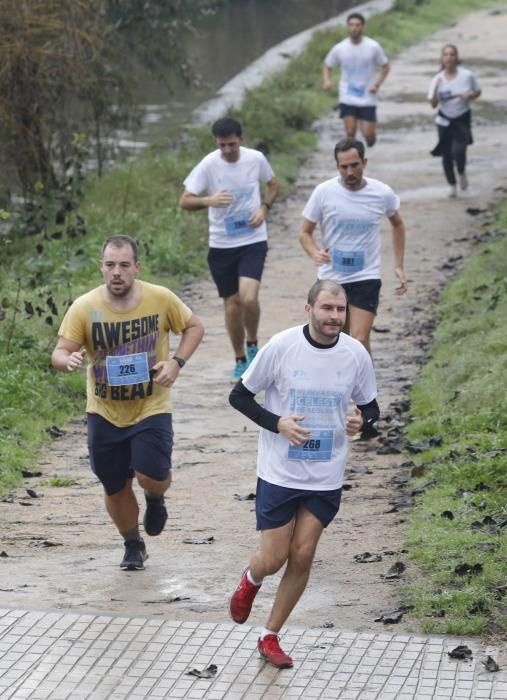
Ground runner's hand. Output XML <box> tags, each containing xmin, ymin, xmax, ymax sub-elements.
<box><xmin>66</xmin><ymin>351</ymin><xmax>85</xmax><ymax>372</ymax></box>
<box><xmin>249</xmin><ymin>206</ymin><xmax>266</xmax><ymax>228</ymax></box>
<box><xmin>346</xmin><ymin>408</ymin><xmax>363</xmax><ymax>436</ymax></box>
<box><xmin>277</xmin><ymin>415</ymin><xmax>311</xmax><ymax>446</ymax></box>
<box><xmin>152</xmin><ymin>360</ymin><xmax>179</xmax><ymax>387</ymax></box>
<box><xmin>394</xmin><ymin>267</ymin><xmax>408</xmax><ymax>295</ymax></box>
<box><xmin>209</xmin><ymin>190</ymin><xmax>233</xmax><ymax>208</ymax></box>
<box><xmin>312</xmin><ymin>248</ymin><xmax>331</xmax><ymax>265</ymax></box>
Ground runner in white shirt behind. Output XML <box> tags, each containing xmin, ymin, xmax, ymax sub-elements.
<box><xmin>299</xmin><ymin>136</ymin><xmax>408</xmax><ymax>364</ymax></box>
<box><xmin>180</xmin><ymin>117</ymin><xmax>278</xmax><ymax>382</ymax></box>
<box><xmin>228</xmin><ymin>279</ymin><xmax>379</xmax><ymax>669</ymax></box>
<box><xmin>322</xmin><ymin>12</ymin><xmax>390</xmax><ymax>147</ymax></box>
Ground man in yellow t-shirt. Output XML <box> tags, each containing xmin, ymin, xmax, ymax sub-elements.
<box><xmin>52</xmin><ymin>235</ymin><xmax>204</xmax><ymax>571</ymax></box>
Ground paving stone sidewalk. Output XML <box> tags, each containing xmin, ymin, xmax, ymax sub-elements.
<box><xmin>0</xmin><ymin>608</ymin><xmax>505</xmax><ymax>699</ymax></box>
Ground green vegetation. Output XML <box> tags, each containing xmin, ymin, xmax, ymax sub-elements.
<box><xmin>0</xmin><ymin>0</ymin><xmax>502</xmax><ymax>491</ymax></box>
<box><xmin>39</xmin><ymin>476</ymin><xmax>78</xmax><ymax>488</ymax></box>
<box><xmin>405</xmin><ymin>204</ymin><xmax>507</xmax><ymax>636</ymax></box>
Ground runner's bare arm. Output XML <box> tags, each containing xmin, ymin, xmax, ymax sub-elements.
<box><xmin>388</xmin><ymin>211</ymin><xmax>408</xmax><ymax>295</ymax></box>
<box><xmin>153</xmin><ymin>313</ymin><xmax>204</xmax><ymax>386</ymax></box>
<box><xmin>52</xmin><ymin>337</ymin><xmax>85</xmax><ymax>373</ymax></box>
<box><xmin>299</xmin><ymin>218</ymin><xmax>331</xmax><ymax>265</ymax></box>
<box><xmin>370</xmin><ymin>62</ymin><xmax>390</xmax><ymax>92</ymax></box>
<box><xmin>250</xmin><ymin>177</ymin><xmax>279</xmax><ymax>227</ymax></box>
<box><xmin>429</xmin><ymin>78</ymin><xmax>442</xmax><ymax>108</ymax></box>
<box><xmin>179</xmin><ymin>189</ymin><xmax>233</xmax><ymax>210</ymax></box>
<box><xmin>322</xmin><ymin>63</ymin><xmax>333</xmax><ymax>91</ymax></box>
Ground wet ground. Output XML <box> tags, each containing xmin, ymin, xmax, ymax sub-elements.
<box><xmin>1</xmin><ymin>5</ymin><xmax>507</xmax><ymax>646</ymax></box>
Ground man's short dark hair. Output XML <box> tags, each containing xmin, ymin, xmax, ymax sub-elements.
<box><xmin>347</xmin><ymin>12</ymin><xmax>365</xmax><ymax>24</ymax></box>
<box><xmin>334</xmin><ymin>137</ymin><xmax>366</xmax><ymax>161</ymax></box>
<box><xmin>212</xmin><ymin>117</ymin><xmax>242</xmax><ymax>138</ymax></box>
<box><xmin>307</xmin><ymin>280</ymin><xmax>347</xmax><ymax>307</ymax></box>
<box><xmin>101</xmin><ymin>234</ymin><xmax>139</xmax><ymax>262</ymax></box>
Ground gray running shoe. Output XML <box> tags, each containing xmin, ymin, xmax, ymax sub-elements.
<box><xmin>143</xmin><ymin>496</ymin><xmax>168</xmax><ymax>536</ymax></box>
<box><xmin>120</xmin><ymin>539</ymin><xmax>148</xmax><ymax>570</ymax></box>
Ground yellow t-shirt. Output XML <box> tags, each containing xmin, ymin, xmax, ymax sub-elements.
<box><xmin>58</xmin><ymin>280</ymin><xmax>192</xmax><ymax>427</ymax></box>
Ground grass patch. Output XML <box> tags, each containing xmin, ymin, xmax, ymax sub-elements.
<box><xmin>404</xmin><ymin>204</ymin><xmax>507</xmax><ymax>636</ymax></box>
<box><xmin>39</xmin><ymin>476</ymin><xmax>78</xmax><ymax>488</ymax></box>
<box><xmin>0</xmin><ymin>0</ymin><xmax>502</xmax><ymax>487</ymax></box>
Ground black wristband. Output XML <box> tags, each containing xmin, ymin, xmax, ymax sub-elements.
<box><xmin>262</xmin><ymin>201</ymin><xmax>272</xmax><ymax>211</ymax></box>
<box><xmin>172</xmin><ymin>356</ymin><xmax>186</xmax><ymax>369</ymax></box>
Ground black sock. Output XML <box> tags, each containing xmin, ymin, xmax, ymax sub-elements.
<box><xmin>236</xmin><ymin>356</ymin><xmax>247</xmax><ymax>363</ymax></box>
<box><xmin>145</xmin><ymin>492</ymin><xmax>164</xmax><ymax>503</ymax></box>
<box><xmin>121</xmin><ymin>526</ymin><xmax>141</xmax><ymax>543</ymax></box>
<box><xmin>246</xmin><ymin>340</ymin><xmax>258</xmax><ymax>347</ymax></box>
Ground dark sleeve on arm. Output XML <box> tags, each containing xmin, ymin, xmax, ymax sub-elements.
<box><xmin>357</xmin><ymin>398</ymin><xmax>380</xmax><ymax>426</ymax></box>
<box><xmin>229</xmin><ymin>380</ymin><xmax>280</xmax><ymax>433</ymax></box>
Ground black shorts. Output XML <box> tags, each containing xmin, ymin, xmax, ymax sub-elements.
<box><xmin>256</xmin><ymin>477</ymin><xmax>342</xmax><ymax>531</ymax></box>
<box><xmin>342</xmin><ymin>278</ymin><xmax>382</xmax><ymax>314</ymax></box>
<box><xmin>207</xmin><ymin>240</ymin><xmax>268</xmax><ymax>298</ymax></box>
<box><xmin>339</xmin><ymin>104</ymin><xmax>377</xmax><ymax>122</ymax></box>
<box><xmin>87</xmin><ymin>413</ymin><xmax>173</xmax><ymax>496</ymax></box>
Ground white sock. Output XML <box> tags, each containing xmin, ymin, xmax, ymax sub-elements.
<box><xmin>247</xmin><ymin>569</ymin><xmax>263</xmax><ymax>587</ymax></box>
<box><xmin>260</xmin><ymin>627</ymin><xmax>277</xmax><ymax>640</ymax></box>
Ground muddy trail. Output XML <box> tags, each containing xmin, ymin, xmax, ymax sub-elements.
<box><xmin>1</xmin><ymin>7</ymin><xmax>507</xmax><ymax>635</ymax></box>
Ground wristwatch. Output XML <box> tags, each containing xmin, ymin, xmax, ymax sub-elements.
<box><xmin>172</xmin><ymin>355</ymin><xmax>186</xmax><ymax>369</ymax></box>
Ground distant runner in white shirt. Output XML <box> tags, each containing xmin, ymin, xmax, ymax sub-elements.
<box><xmin>428</xmin><ymin>44</ymin><xmax>481</xmax><ymax>198</ymax></box>
<box><xmin>180</xmin><ymin>117</ymin><xmax>278</xmax><ymax>382</ymax></box>
<box><xmin>299</xmin><ymin>137</ymin><xmax>408</xmax><ymax>359</ymax></box>
<box><xmin>228</xmin><ymin>280</ymin><xmax>379</xmax><ymax>670</ymax></box>
<box><xmin>322</xmin><ymin>12</ymin><xmax>390</xmax><ymax>147</ymax></box>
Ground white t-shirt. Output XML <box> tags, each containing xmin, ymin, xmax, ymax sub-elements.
<box><xmin>183</xmin><ymin>146</ymin><xmax>275</xmax><ymax>249</ymax></box>
<box><xmin>427</xmin><ymin>67</ymin><xmax>480</xmax><ymax>119</ymax></box>
<box><xmin>302</xmin><ymin>176</ymin><xmax>399</xmax><ymax>283</ymax></box>
<box><xmin>324</xmin><ymin>36</ymin><xmax>388</xmax><ymax>107</ymax></box>
<box><xmin>242</xmin><ymin>326</ymin><xmax>377</xmax><ymax>491</ymax></box>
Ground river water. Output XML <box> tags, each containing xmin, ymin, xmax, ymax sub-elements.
<box><xmin>122</xmin><ymin>0</ymin><xmax>359</xmax><ymax>150</ymax></box>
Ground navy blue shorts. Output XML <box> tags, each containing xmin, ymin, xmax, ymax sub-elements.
<box><xmin>342</xmin><ymin>278</ymin><xmax>382</xmax><ymax>314</ymax></box>
<box><xmin>339</xmin><ymin>104</ymin><xmax>377</xmax><ymax>122</ymax></box>
<box><xmin>207</xmin><ymin>240</ymin><xmax>268</xmax><ymax>298</ymax></box>
<box><xmin>87</xmin><ymin>413</ymin><xmax>173</xmax><ymax>496</ymax></box>
<box><xmin>256</xmin><ymin>478</ymin><xmax>342</xmax><ymax>531</ymax></box>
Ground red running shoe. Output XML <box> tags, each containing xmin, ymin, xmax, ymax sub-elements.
<box><xmin>229</xmin><ymin>568</ymin><xmax>261</xmax><ymax>623</ymax></box>
<box><xmin>257</xmin><ymin>634</ymin><xmax>293</xmax><ymax>669</ymax></box>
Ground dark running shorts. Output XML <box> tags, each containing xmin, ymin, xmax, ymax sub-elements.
<box><xmin>342</xmin><ymin>278</ymin><xmax>382</xmax><ymax>314</ymax></box>
<box><xmin>256</xmin><ymin>477</ymin><xmax>342</xmax><ymax>531</ymax></box>
<box><xmin>339</xmin><ymin>104</ymin><xmax>377</xmax><ymax>122</ymax></box>
<box><xmin>207</xmin><ymin>240</ymin><xmax>268</xmax><ymax>298</ymax></box>
<box><xmin>87</xmin><ymin>413</ymin><xmax>173</xmax><ymax>496</ymax></box>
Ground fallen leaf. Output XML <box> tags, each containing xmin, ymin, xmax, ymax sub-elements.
<box><xmin>383</xmin><ymin>561</ymin><xmax>406</xmax><ymax>580</ymax></box>
<box><xmin>185</xmin><ymin>664</ymin><xmax>218</xmax><ymax>679</ymax></box>
<box><xmin>354</xmin><ymin>552</ymin><xmax>382</xmax><ymax>563</ymax></box>
<box><xmin>448</xmin><ymin>645</ymin><xmax>473</xmax><ymax>660</ymax></box>
<box><xmin>481</xmin><ymin>656</ymin><xmax>499</xmax><ymax>672</ymax></box>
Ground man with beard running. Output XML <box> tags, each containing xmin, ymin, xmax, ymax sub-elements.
<box><xmin>299</xmin><ymin>137</ymin><xmax>407</xmax><ymax>359</ymax></box>
<box><xmin>228</xmin><ymin>280</ymin><xmax>378</xmax><ymax>668</ymax></box>
<box><xmin>52</xmin><ymin>235</ymin><xmax>204</xmax><ymax>571</ymax></box>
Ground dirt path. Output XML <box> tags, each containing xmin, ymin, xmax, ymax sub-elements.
<box><xmin>2</xmin><ymin>6</ymin><xmax>507</xmax><ymax>634</ymax></box>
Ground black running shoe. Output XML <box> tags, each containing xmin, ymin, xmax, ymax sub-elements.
<box><xmin>143</xmin><ymin>496</ymin><xmax>168</xmax><ymax>536</ymax></box>
<box><xmin>120</xmin><ymin>539</ymin><xmax>148</xmax><ymax>571</ymax></box>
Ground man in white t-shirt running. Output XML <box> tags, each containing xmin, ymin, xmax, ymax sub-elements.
<box><xmin>322</xmin><ymin>12</ymin><xmax>390</xmax><ymax>147</ymax></box>
<box><xmin>180</xmin><ymin>117</ymin><xmax>278</xmax><ymax>382</ymax></box>
<box><xmin>228</xmin><ymin>280</ymin><xmax>379</xmax><ymax>669</ymax></box>
<box><xmin>299</xmin><ymin>137</ymin><xmax>407</xmax><ymax>360</ymax></box>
